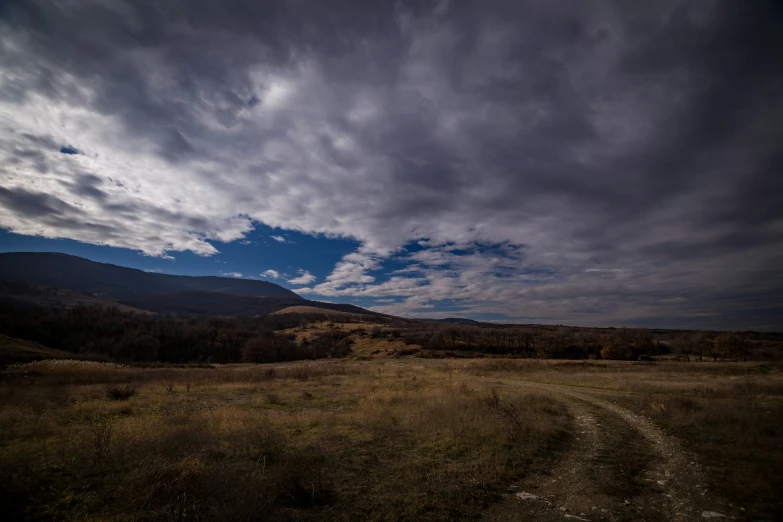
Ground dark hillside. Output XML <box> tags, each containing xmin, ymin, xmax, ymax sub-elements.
<box><xmin>0</xmin><ymin>252</ymin><xmax>301</xmax><ymax>300</ymax></box>
<box><xmin>0</xmin><ymin>253</ymin><xmax>383</xmax><ymax>318</ymax></box>
<box><xmin>124</xmin><ymin>291</ymin><xmax>304</xmax><ymax>316</ymax></box>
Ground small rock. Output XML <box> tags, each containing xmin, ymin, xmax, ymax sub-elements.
<box><xmin>701</xmin><ymin>511</ymin><xmax>725</xmax><ymax>519</ymax></box>
<box><xmin>657</xmin><ymin>480</ymin><xmax>666</xmax><ymax>486</ymax></box>
<box><xmin>515</xmin><ymin>492</ymin><xmax>539</xmax><ymax>501</ymax></box>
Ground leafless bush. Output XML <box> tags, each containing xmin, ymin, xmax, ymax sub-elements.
<box><xmin>106</xmin><ymin>384</ymin><xmax>136</xmax><ymax>400</ymax></box>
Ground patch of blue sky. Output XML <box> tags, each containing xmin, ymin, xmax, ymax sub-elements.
<box><xmin>0</xmin><ymin>224</ymin><xmax>360</xmax><ymax>284</ymax></box>
<box><xmin>210</xmin><ymin>224</ymin><xmax>359</xmax><ymax>284</ymax></box>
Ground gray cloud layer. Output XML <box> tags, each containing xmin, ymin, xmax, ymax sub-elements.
<box><xmin>1</xmin><ymin>1</ymin><xmax>782</xmax><ymax>329</ymax></box>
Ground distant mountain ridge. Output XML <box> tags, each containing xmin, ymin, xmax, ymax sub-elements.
<box><xmin>436</xmin><ymin>317</ymin><xmax>483</xmax><ymax>325</ymax></box>
<box><xmin>0</xmin><ymin>252</ymin><xmax>301</xmax><ymax>301</ymax></box>
<box><xmin>419</xmin><ymin>317</ymin><xmax>486</xmax><ymax>325</ymax></box>
<box><xmin>0</xmin><ymin>252</ymin><xmax>381</xmax><ymax>317</ymax></box>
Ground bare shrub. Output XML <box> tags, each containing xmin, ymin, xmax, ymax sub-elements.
<box><xmin>106</xmin><ymin>384</ymin><xmax>136</xmax><ymax>400</ymax></box>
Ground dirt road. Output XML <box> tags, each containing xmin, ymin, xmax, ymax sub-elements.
<box><xmin>478</xmin><ymin>378</ymin><xmax>739</xmax><ymax>522</ymax></box>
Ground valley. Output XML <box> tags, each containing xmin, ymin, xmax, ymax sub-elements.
<box><xmin>1</xmin><ymin>252</ymin><xmax>782</xmax><ymax>521</ymax></box>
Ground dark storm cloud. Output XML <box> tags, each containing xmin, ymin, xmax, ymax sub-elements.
<box><xmin>0</xmin><ymin>0</ymin><xmax>781</xmax><ymax>328</ymax></box>
<box><xmin>0</xmin><ymin>186</ymin><xmax>83</xmax><ymax>218</ymax></box>
<box><xmin>67</xmin><ymin>174</ymin><xmax>107</xmax><ymax>201</ymax></box>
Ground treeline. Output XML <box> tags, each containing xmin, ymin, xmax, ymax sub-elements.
<box><xmin>0</xmin><ymin>301</ymin><xmax>351</xmax><ymax>364</ymax></box>
<box><xmin>0</xmin><ymin>298</ymin><xmax>775</xmax><ymax>364</ymax></box>
<box><xmin>383</xmin><ymin>324</ymin><xmax>765</xmax><ymax>361</ymax></box>
<box><xmin>396</xmin><ymin>325</ymin><xmax>617</xmax><ymax>358</ymax></box>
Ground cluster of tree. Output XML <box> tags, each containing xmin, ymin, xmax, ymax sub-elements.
<box><xmin>667</xmin><ymin>332</ymin><xmax>753</xmax><ymax>362</ymax></box>
<box><xmin>386</xmin><ymin>325</ymin><xmax>764</xmax><ymax>360</ymax></box>
<box><xmin>394</xmin><ymin>325</ymin><xmax>628</xmax><ymax>358</ymax></box>
<box><xmin>263</xmin><ymin>312</ymin><xmax>386</xmax><ymax>331</ymax></box>
<box><xmin>1</xmin><ymin>298</ymin><xmax>774</xmax><ymax>364</ymax></box>
<box><xmin>389</xmin><ymin>324</ymin><xmax>765</xmax><ymax>361</ymax></box>
<box><xmin>0</xmin><ymin>301</ymin><xmax>351</xmax><ymax>364</ymax></box>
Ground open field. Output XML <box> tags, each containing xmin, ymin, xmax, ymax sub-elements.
<box><xmin>1</xmin><ymin>358</ymin><xmax>781</xmax><ymax>521</ymax></box>
<box><xmin>277</xmin><ymin>322</ymin><xmax>416</xmax><ymax>358</ymax></box>
<box><xmin>0</xmin><ymin>359</ymin><xmax>568</xmax><ymax>521</ymax></box>
<box><xmin>459</xmin><ymin>359</ymin><xmax>783</xmax><ymax>520</ymax></box>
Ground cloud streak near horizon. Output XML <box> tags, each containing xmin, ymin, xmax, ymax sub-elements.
<box><xmin>0</xmin><ymin>1</ymin><xmax>781</xmax><ymax>329</ymax></box>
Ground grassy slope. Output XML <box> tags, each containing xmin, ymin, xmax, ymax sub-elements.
<box><xmin>272</xmin><ymin>306</ymin><xmax>365</xmax><ymax>318</ymax></box>
<box><xmin>280</xmin><ymin>322</ymin><xmax>417</xmax><ymax>357</ymax></box>
<box><xmin>0</xmin><ymin>334</ymin><xmax>72</xmax><ymax>366</ymax></box>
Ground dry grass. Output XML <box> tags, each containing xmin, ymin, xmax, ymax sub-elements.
<box><xmin>271</xmin><ymin>306</ymin><xmax>368</xmax><ymax>320</ymax></box>
<box><xmin>349</xmin><ymin>335</ymin><xmax>413</xmax><ymax>357</ymax></box>
<box><xmin>7</xmin><ymin>357</ymin><xmax>779</xmax><ymax>519</ymax></box>
<box><xmin>0</xmin><ymin>359</ymin><xmax>568</xmax><ymax>521</ymax></box>
<box><xmin>280</xmin><ymin>321</ymin><xmax>387</xmax><ymax>345</ymax></box>
<box><xmin>628</xmin><ymin>384</ymin><xmax>783</xmax><ymax>519</ymax></box>
<box><xmin>276</xmin><ymin>320</ymin><xmax>426</xmax><ymax>359</ymax></box>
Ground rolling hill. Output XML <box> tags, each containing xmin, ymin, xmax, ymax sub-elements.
<box><xmin>0</xmin><ymin>334</ymin><xmax>73</xmax><ymax>366</ymax></box>
<box><xmin>0</xmin><ymin>252</ymin><xmax>379</xmax><ymax>317</ymax></box>
<box><xmin>0</xmin><ymin>252</ymin><xmax>300</xmax><ymax>300</ymax></box>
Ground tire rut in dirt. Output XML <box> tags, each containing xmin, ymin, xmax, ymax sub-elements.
<box><xmin>589</xmin><ymin>411</ymin><xmax>669</xmax><ymax>521</ymax></box>
<box><xmin>482</xmin><ymin>399</ymin><xmax>670</xmax><ymax>522</ymax></box>
<box><xmin>479</xmin><ymin>379</ymin><xmax>696</xmax><ymax>521</ymax></box>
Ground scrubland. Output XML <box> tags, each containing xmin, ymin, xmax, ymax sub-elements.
<box><xmin>1</xmin><ymin>358</ymin><xmax>781</xmax><ymax>520</ymax></box>
<box><xmin>0</xmin><ymin>359</ymin><xmax>568</xmax><ymax>521</ymax></box>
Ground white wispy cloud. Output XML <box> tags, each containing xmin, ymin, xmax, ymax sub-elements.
<box><xmin>221</xmin><ymin>272</ymin><xmax>243</xmax><ymax>278</ymax></box>
<box><xmin>270</xmin><ymin>235</ymin><xmax>287</xmax><ymax>243</ymax></box>
<box><xmin>260</xmin><ymin>269</ymin><xmax>280</xmax><ymax>279</ymax></box>
<box><xmin>287</xmin><ymin>269</ymin><xmax>316</xmax><ymax>285</ymax></box>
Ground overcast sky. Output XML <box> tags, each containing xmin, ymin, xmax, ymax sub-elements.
<box><xmin>1</xmin><ymin>1</ymin><xmax>782</xmax><ymax>329</ymax></box>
